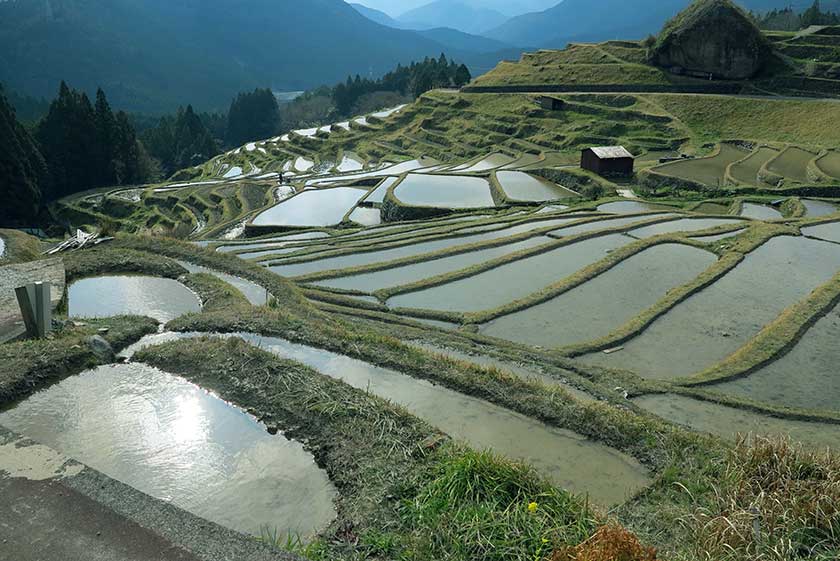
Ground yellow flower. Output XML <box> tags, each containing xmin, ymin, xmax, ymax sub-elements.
<box><xmin>541</xmin><ymin>538</ymin><xmax>549</xmax><ymax>544</ymax></box>
<box><xmin>528</xmin><ymin>502</ymin><xmax>538</xmax><ymax>513</ymax></box>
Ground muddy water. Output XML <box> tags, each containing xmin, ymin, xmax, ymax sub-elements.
<box><xmin>652</xmin><ymin>144</ymin><xmax>748</xmax><ymax>187</ymax></box>
<box><xmin>767</xmin><ymin>147</ymin><xmax>815</xmax><ymax>183</ymax></box>
<box><xmin>597</xmin><ymin>201</ymin><xmax>671</xmax><ymax>214</ymax></box>
<box><xmin>270</xmin><ymin>217</ymin><xmax>580</xmax><ymax>278</ymax></box>
<box><xmin>348</xmin><ymin>207</ymin><xmax>381</xmax><ymax>226</ymax></box>
<box><xmin>253</xmin><ymin>188</ymin><xmax>366</xmax><ymax>227</ymax></box>
<box><xmin>633</xmin><ymin>394</ymin><xmax>840</xmax><ymax>450</ymax></box>
<box><xmin>68</xmin><ymin>276</ymin><xmax>201</xmax><ymax>322</ymax></box>
<box><xmin>223</xmin><ymin>333</ymin><xmax>651</xmax><ymax>505</ymax></box>
<box><xmin>497</xmin><ymin>171</ymin><xmax>576</xmax><ymax>202</ymax></box>
<box><xmin>816</xmin><ymin>151</ymin><xmax>840</xmax><ymax>179</ymax></box>
<box><xmin>802</xmin><ymin>221</ymin><xmax>840</xmax><ymax>243</ymax></box>
<box><xmin>388</xmin><ymin>234</ymin><xmax>631</xmax><ymax>313</ymax></box>
<box><xmin>626</xmin><ymin>218</ymin><xmax>744</xmax><ymax>238</ymax></box>
<box><xmin>0</xmin><ymin>363</ymin><xmax>336</xmax><ymax>537</ymax></box>
<box><xmin>712</xmin><ymin>301</ymin><xmax>840</xmax><ymax>412</ymax></box>
<box><xmin>394</xmin><ymin>174</ymin><xmax>495</xmax><ymax>209</ymax></box>
<box><xmin>177</xmin><ymin>262</ymin><xmax>268</xmax><ymax>306</ymax></box>
<box><xmin>740</xmin><ymin>202</ymin><xmax>782</xmax><ymax>220</ymax></box>
<box><xmin>481</xmin><ymin>244</ymin><xmax>716</xmax><ymax>348</ymax></box>
<box><xmin>802</xmin><ymin>199</ymin><xmax>837</xmax><ymax>217</ymax></box>
<box><xmin>313</xmin><ymin>236</ymin><xmax>553</xmax><ymax>293</ymax></box>
<box><xmin>729</xmin><ymin>147</ymin><xmax>778</xmax><ymax>185</ymax></box>
<box><xmin>581</xmin><ymin>236</ymin><xmax>840</xmax><ymax>379</ymax></box>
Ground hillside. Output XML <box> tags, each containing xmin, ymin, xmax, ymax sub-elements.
<box><xmin>0</xmin><ymin>0</ymin><xmax>500</xmax><ymax>113</ymax></box>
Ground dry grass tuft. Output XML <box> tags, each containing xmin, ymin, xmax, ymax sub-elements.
<box><xmin>682</xmin><ymin>435</ymin><xmax>840</xmax><ymax>560</ymax></box>
<box><xmin>552</xmin><ymin>524</ymin><xmax>659</xmax><ymax>561</ymax></box>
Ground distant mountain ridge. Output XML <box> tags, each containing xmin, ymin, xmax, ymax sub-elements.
<box><xmin>488</xmin><ymin>0</ymin><xmax>840</xmax><ymax>48</ymax></box>
<box><xmin>0</xmin><ymin>0</ymin><xmax>518</xmax><ymax>113</ymax></box>
<box><xmin>397</xmin><ymin>0</ymin><xmax>508</xmax><ymax>34</ymax></box>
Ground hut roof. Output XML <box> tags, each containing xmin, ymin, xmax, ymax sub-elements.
<box><xmin>588</xmin><ymin>146</ymin><xmax>634</xmax><ymax>159</ymax></box>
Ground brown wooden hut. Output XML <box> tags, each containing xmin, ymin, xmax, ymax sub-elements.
<box><xmin>580</xmin><ymin>146</ymin><xmax>635</xmax><ymax>176</ymax></box>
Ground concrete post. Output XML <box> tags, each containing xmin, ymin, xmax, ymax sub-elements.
<box><xmin>34</xmin><ymin>282</ymin><xmax>51</xmax><ymax>338</ymax></box>
<box><xmin>14</xmin><ymin>282</ymin><xmax>51</xmax><ymax>338</ymax></box>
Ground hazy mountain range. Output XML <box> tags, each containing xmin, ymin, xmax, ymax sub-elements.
<box><xmin>2</xmin><ymin>0</ymin><xmax>837</xmax><ymax>114</ymax></box>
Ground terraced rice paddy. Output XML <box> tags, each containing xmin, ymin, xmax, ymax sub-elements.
<box><xmin>363</xmin><ymin>177</ymin><xmax>401</xmax><ymax>204</ymax></box>
<box><xmin>453</xmin><ymin>153</ymin><xmax>516</xmax><ymax>173</ymax></box>
<box><xmin>802</xmin><ymin>199</ymin><xmax>838</xmax><ymax>217</ymax></box>
<box><xmin>597</xmin><ymin>201</ymin><xmax>671</xmax><ymax>213</ymax></box>
<box><xmin>816</xmin><ymin>150</ymin><xmax>840</xmax><ymax>179</ymax></box>
<box><xmin>633</xmin><ymin>394</ymin><xmax>840</xmax><ymax>449</ymax></box>
<box><xmin>711</xmin><ymin>300</ymin><xmax>840</xmax><ymax>412</ymax></box>
<box><xmin>68</xmin><ymin>276</ymin><xmax>201</xmax><ymax>322</ymax></box>
<box><xmin>480</xmin><ymin>244</ymin><xmax>717</xmax><ymax>347</ymax></box>
<box><xmin>177</xmin><ymin>261</ymin><xmax>268</xmax><ymax>305</ymax></box>
<box><xmin>252</xmin><ymin>187</ymin><xmax>367</xmax><ymax>227</ymax></box>
<box><xmin>388</xmin><ymin>234</ymin><xmax>631</xmax><ymax>313</ymax></box>
<box><xmin>582</xmin><ymin>236</ymin><xmax>840</xmax><ymax>379</ymax></box>
<box><xmin>229</xmin><ymin>333</ymin><xmax>650</xmax><ymax>505</ymax></box>
<box><xmin>393</xmin><ymin>174</ymin><xmax>496</xmax><ymax>209</ymax></box>
<box><xmin>802</xmin><ymin>220</ymin><xmax>840</xmax><ymax>243</ymax></box>
<box><xmin>271</xmin><ymin>216</ymin><xmax>581</xmax><ymax>278</ymax></box>
<box><xmin>729</xmin><ymin>146</ymin><xmax>779</xmax><ymax>185</ymax></box>
<box><xmin>0</xmin><ymin>363</ymin><xmax>336</xmax><ymax>537</ymax></box>
<box><xmin>651</xmin><ymin>144</ymin><xmax>748</xmax><ymax>187</ymax></box>
<box><xmin>348</xmin><ymin>206</ymin><xmax>382</xmax><ymax>226</ymax></box>
<box><xmin>496</xmin><ymin>171</ymin><xmax>577</xmax><ymax>202</ymax></box>
<box><xmin>767</xmin><ymin>146</ymin><xmax>816</xmax><ymax>183</ymax></box>
<box><xmin>625</xmin><ymin>218</ymin><xmax>744</xmax><ymax>238</ymax></box>
<box><xmin>740</xmin><ymin>202</ymin><xmax>782</xmax><ymax>220</ymax></box>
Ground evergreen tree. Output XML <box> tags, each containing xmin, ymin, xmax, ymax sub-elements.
<box><xmin>0</xmin><ymin>85</ymin><xmax>49</xmax><ymax>226</ymax></box>
<box><xmin>142</xmin><ymin>104</ymin><xmax>220</xmax><ymax>175</ymax></box>
<box><xmin>225</xmin><ymin>88</ymin><xmax>280</xmax><ymax>146</ymax></box>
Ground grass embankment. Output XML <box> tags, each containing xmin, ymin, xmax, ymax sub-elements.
<box><xmin>0</xmin><ymin>316</ymin><xmax>158</xmax><ymax>404</ymax></box>
<box><xmin>0</xmin><ymin>229</ymin><xmax>43</xmax><ymax>264</ymax></box>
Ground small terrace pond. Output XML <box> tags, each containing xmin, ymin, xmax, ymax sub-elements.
<box><xmin>0</xmin><ymin>363</ymin><xmax>337</xmax><ymax>537</ymax></box>
<box><xmin>68</xmin><ymin>276</ymin><xmax>201</xmax><ymax>322</ymax></box>
<box><xmin>496</xmin><ymin>171</ymin><xmax>577</xmax><ymax>202</ymax></box>
<box><xmin>125</xmin><ymin>333</ymin><xmax>651</xmax><ymax>506</ymax></box>
<box><xmin>252</xmin><ymin>187</ymin><xmax>366</xmax><ymax>227</ymax></box>
<box><xmin>394</xmin><ymin>174</ymin><xmax>495</xmax><ymax>209</ymax></box>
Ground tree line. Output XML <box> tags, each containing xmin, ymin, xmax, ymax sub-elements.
<box><xmin>753</xmin><ymin>1</ymin><xmax>840</xmax><ymax>31</ymax></box>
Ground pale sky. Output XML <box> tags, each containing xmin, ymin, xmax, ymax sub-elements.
<box><xmin>354</xmin><ymin>0</ymin><xmax>560</xmax><ymax>18</ymax></box>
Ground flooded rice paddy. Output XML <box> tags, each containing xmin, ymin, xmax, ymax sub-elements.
<box><xmin>625</xmin><ymin>218</ymin><xmax>744</xmax><ymax>238</ymax></box>
<box><xmin>581</xmin><ymin>236</ymin><xmax>840</xmax><ymax>378</ymax></box>
<box><xmin>68</xmin><ymin>276</ymin><xmax>201</xmax><ymax>322</ymax></box>
<box><xmin>711</xmin><ymin>301</ymin><xmax>840</xmax><ymax>412</ymax></box>
<box><xmin>224</xmin><ymin>333</ymin><xmax>651</xmax><ymax>505</ymax></box>
<box><xmin>454</xmin><ymin>153</ymin><xmax>516</xmax><ymax>173</ymax></box>
<box><xmin>481</xmin><ymin>244</ymin><xmax>717</xmax><ymax>348</ymax></box>
<box><xmin>496</xmin><ymin>171</ymin><xmax>577</xmax><ymax>202</ymax></box>
<box><xmin>0</xmin><ymin>363</ymin><xmax>337</xmax><ymax>537</ymax></box>
<box><xmin>313</xmin><ymin>236</ymin><xmax>554</xmax><ymax>292</ymax></box>
<box><xmin>729</xmin><ymin>146</ymin><xmax>778</xmax><ymax>185</ymax></box>
<box><xmin>270</xmin><ymin>217</ymin><xmax>581</xmax><ymax>278</ymax></box>
<box><xmin>802</xmin><ymin>199</ymin><xmax>837</xmax><ymax>217</ymax></box>
<box><xmin>363</xmin><ymin>177</ymin><xmax>401</xmax><ymax>204</ymax></box>
<box><xmin>252</xmin><ymin>187</ymin><xmax>366</xmax><ymax>227</ymax></box>
<box><xmin>348</xmin><ymin>207</ymin><xmax>382</xmax><ymax>226</ymax></box>
<box><xmin>652</xmin><ymin>144</ymin><xmax>747</xmax><ymax>187</ymax></box>
<box><xmin>802</xmin><ymin>221</ymin><xmax>840</xmax><ymax>243</ymax></box>
<box><xmin>740</xmin><ymin>202</ymin><xmax>782</xmax><ymax>220</ymax></box>
<box><xmin>388</xmin><ymin>234</ymin><xmax>631</xmax><ymax>313</ymax></box>
<box><xmin>816</xmin><ymin>151</ymin><xmax>840</xmax><ymax>179</ymax></box>
<box><xmin>597</xmin><ymin>201</ymin><xmax>671</xmax><ymax>214</ymax></box>
<box><xmin>394</xmin><ymin>174</ymin><xmax>496</xmax><ymax>209</ymax></box>
<box><xmin>633</xmin><ymin>394</ymin><xmax>840</xmax><ymax>450</ymax></box>
<box><xmin>767</xmin><ymin>147</ymin><xmax>815</xmax><ymax>183</ymax></box>
<box><xmin>177</xmin><ymin>262</ymin><xmax>268</xmax><ymax>306</ymax></box>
